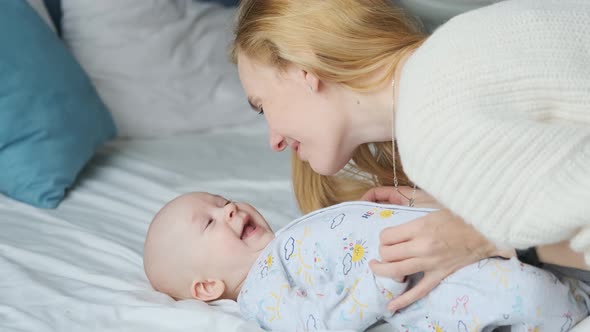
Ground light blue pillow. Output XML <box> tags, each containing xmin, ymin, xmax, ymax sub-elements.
<box><xmin>0</xmin><ymin>1</ymin><xmax>116</xmax><ymax>208</ymax></box>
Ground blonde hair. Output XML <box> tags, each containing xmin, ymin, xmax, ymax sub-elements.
<box><xmin>232</xmin><ymin>0</ymin><xmax>426</xmax><ymax>213</ymax></box>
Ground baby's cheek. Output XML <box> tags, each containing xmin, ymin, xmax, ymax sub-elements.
<box><xmin>218</xmin><ymin>240</ymin><xmax>250</xmax><ymax>267</ymax></box>
<box><xmin>217</xmin><ymin>234</ymin><xmax>246</xmax><ymax>253</ymax></box>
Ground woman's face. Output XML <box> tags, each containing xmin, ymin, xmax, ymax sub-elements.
<box><xmin>237</xmin><ymin>53</ymin><xmax>357</xmax><ymax>176</ymax></box>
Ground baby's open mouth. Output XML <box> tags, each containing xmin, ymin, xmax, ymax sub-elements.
<box><xmin>240</xmin><ymin>217</ymin><xmax>257</xmax><ymax>240</ymax></box>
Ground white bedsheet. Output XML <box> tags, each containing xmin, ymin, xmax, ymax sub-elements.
<box><xmin>1</xmin><ymin>122</ymin><xmax>589</xmax><ymax>332</ymax></box>
<box><xmin>0</xmin><ymin>122</ymin><xmax>297</xmax><ymax>332</ymax></box>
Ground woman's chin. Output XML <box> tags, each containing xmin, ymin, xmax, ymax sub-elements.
<box><xmin>309</xmin><ymin>158</ymin><xmax>349</xmax><ymax>176</ymax></box>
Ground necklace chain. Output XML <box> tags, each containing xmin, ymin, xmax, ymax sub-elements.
<box><xmin>392</xmin><ymin>79</ymin><xmax>417</xmax><ymax>207</ymax></box>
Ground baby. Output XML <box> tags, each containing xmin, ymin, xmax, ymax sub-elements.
<box><xmin>144</xmin><ymin>192</ymin><xmax>589</xmax><ymax>331</ymax></box>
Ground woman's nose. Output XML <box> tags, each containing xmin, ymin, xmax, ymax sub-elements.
<box><xmin>269</xmin><ymin>130</ymin><xmax>287</xmax><ymax>152</ymax></box>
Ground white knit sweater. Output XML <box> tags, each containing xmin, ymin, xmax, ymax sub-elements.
<box><xmin>396</xmin><ymin>0</ymin><xmax>590</xmax><ymax>262</ymax></box>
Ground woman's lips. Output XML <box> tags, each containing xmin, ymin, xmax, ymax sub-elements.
<box><xmin>291</xmin><ymin>141</ymin><xmax>301</xmax><ymax>157</ymax></box>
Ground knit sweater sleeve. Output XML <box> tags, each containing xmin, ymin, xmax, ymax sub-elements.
<box><xmin>395</xmin><ymin>0</ymin><xmax>590</xmax><ymax>260</ymax></box>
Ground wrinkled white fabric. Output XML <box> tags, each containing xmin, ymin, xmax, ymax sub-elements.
<box><xmin>239</xmin><ymin>202</ymin><xmax>588</xmax><ymax>331</ymax></box>
<box><xmin>61</xmin><ymin>0</ymin><xmax>255</xmax><ymax>137</ymax></box>
<box><xmin>0</xmin><ymin>123</ymin><xmax>295</xmax><ymax>332</ymax></box>
<box><xmin>397</xmin><ymin>0</ymin><xmax>590</xmax><ymax>262</ymax></box>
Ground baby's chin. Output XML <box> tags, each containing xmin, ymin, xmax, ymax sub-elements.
<box><xmin>252</xmin><ymin>231</ymin><xmax>275</xmax><ymax>251</ymax></box>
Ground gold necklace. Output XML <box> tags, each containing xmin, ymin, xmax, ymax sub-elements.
<box><xmin>392</xmin><ymin>79</ymin><xmax>417</xmax><ymax>207</ymax></box>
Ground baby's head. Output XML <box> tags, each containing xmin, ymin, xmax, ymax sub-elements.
<box><xmin>143</xmin><ymin>192</ymin><xmax>275</xmax><ymax>301</ymax></box>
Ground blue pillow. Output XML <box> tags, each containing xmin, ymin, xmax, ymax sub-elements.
<box><xmin>0</xmin><ymin>1</ymin><xmax>116</xmax><ymax>208</ymax></box>
<box><xmin>43</xmin><ymin>0</ymin><xmax>62</xmax><ymax>35</ymax></box>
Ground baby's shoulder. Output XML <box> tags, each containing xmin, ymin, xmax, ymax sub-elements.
<box><xmin>277</xmin><ymin>201</ymin><xmax>431</xmax><ymax>237</ymax></box>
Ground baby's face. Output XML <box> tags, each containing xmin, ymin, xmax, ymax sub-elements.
<box><xmin>185</xmin><ymin>193</ymin><xmax>274</xmax><ymax>276</ymax></box>
<box><xmin>144</xmin><ymin>192</ymin><xmax>275</xmax><ymax>299</ymax></box>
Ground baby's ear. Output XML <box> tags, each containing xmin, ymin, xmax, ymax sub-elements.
<box><xmin>190</xmin><ymin>279</ymin><xmax>226</xmax><ymax>302</ymax></box>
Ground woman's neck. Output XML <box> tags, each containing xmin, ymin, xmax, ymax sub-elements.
<box><xmin>347</xmin><ymin>49</ymin><xmax>415</xmax><ymax>145</ymax></box>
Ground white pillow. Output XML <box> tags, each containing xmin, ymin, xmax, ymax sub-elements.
<box><xmin>61</xmin><ymin>0</ymin><xmax>255</xmax><ymax>137</ymax></box>
<box><xmin>26</xmin><ymin>0</ymin><xmax>57</xmax><ymax>32</ymax></box>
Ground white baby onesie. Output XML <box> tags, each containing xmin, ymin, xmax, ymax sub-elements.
<box><xmin>237</xmin><ymin>202</ymin><xmax>589</xmax><ymax>331</ymax></box>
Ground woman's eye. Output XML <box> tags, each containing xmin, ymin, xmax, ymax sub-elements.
<box><xmin>206</xmin><ymin>219</ymin><xmax>213</xmax><ymax>228</ymax></box>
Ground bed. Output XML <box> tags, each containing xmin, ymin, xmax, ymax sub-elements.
<box><xmin>0</xmin><ymin>122</ymin><xmax>301</xmax><ymax>332</ymax></box>
<box><xmin>3</xmin><ymin>125</ymin><xmax>590</xmax><ymax>332</ymax></box>
<box><xmin>2</xmin><ymin>1</ymin><xmax>590</xmax><ymax>331</ymax></box>
<box><xmin>0</xmin><ymin>1</ymin><xmax>298</xmax><ymax>330</ymax></box>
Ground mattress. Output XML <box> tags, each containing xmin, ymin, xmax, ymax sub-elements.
<box><xmin>0</xmin><ymin>122</ymin><xmax>298</xmax><ymax>332</ymax></box>
<box><xmin>1</xmin><ymin>121</ymin><xmax>589</xmax><ymax>332</ymax></box>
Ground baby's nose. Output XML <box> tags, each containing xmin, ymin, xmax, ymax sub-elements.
<box><xmin>224</xmin><ymin>202</ymin><xmax>237</xmax><ymax>222</ymax></box>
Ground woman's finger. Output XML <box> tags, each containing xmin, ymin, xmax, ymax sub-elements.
<box><xmin>378</xmin><ymin>241</ymin><xmax>422</xmax><ymax>262</ymax></box>
<box><xmin>388</xmin><ymin>272</ymin><xmax>442</xmax><ymax>312</ymax></box>
<box><xmin>379</xmin><ymin>219</ymin><xmax>424</xmax><ymax>246</ymax></box>
<box><xmin>359</xmin><ymin>186</ymin><xmax>389</xmax><ymax>202</ymax></box>
<box><xmin>369</xmin><ymin>257</ymin><xmax>430</xmax><ymax>281</ymax></box>
<box><xmin>369</xmin><ymin>260</ymin><xmax>404</xmax><ymax>281</ymax></box>
<box><xmin>360</xmin><ymin>186</ymin><xmax>406</xmax><ymax>205</ymax></box>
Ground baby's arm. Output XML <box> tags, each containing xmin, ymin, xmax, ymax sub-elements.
<box><xmin>239</xmin><ymin>283</ymin><xmax>315</xmax><ymax>331</ymax></box>
<box><xmin>388</xmin><ymin>257</ymin><xmax>588</xmax><ymax>331</ymax></box>
<box><xmin>239</xmin><ymin>272</ymin><xmax>407</xmax><ymax>331</ymax></box>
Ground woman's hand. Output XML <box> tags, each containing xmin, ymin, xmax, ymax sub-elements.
<box><xmin>537</xmin><ymin>241</ymin><xmax>589</xmax><ymax>271</ymax></box>
<box><xmin>361</xmin><ymin>186</ymin><xmax>443</xmax><ymax>209</ymax></box>
<box><xmin>361</xmin><ymin>186</ymin><xmax>514</xmax><ymax>312</ymax></box>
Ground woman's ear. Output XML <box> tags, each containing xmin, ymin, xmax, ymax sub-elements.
<box><xmin>303</xmin><ymin>70</ymin><xmax>320</xmax><ymax>93</ymax></box>
<box><xmin>190</xmin><ymin>278</ymin><xmax>226</xmax><ymax>302</ymax></box>
<box><xmin>290</xmin><ymin>65</ymin><xmax>320</xmax><ymax>93</ymax></box>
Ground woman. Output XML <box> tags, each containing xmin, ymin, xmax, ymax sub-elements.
<box><xmin>231</xmin><ymin>0</ymin><xmax>590</xmax><ymax>312</ymax></box>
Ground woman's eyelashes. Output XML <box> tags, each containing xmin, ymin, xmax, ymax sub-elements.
<box><xmin>247</xmin><ymin>98</ymin><xmax>263</xmax><ymax>115</ymax></box>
